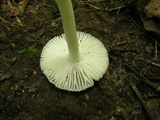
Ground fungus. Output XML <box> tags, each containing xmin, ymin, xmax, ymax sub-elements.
<box><xmin>40</xmin><ymin>0</ymin><xmax>109</xmax><ymax>92</ymax></box>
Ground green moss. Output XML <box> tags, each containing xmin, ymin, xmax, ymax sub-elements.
<box><xmin>18</xmin><ymin>46</ymin><xmax>39</xmax><ymax>57</ymax></box>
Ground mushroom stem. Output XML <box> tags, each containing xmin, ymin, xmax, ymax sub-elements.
<box><xmin>56</xmin><ymin>0</ymin><xmax>80</xmax><ymax>62</ymax></box>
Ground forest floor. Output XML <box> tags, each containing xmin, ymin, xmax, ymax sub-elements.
<box><xmin>0</xmin><ymin>0</ymin><xmax>160</xmax><ymax>120</ymax></box>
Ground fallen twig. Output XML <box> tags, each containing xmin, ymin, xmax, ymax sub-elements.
<box><xmin>0</xmin><ymin>16</ymin><xmax>12</xmax><ymax>30</ymax></box>
<box><xmin>154</xmin><ymin>40</ymin><xmax>158</xmax><ymax>59</ymax></box>
<box><xmin>87</xmin><ymin>3</ymin><xmax>101</xmax><ymax>10</ymax></box>
<box><xmin>146</xmin><ymin>59</ymin><xmax>160</xmax><ymax>67</ymax></box>
<box><xmin>130</xmin><ymin>82</ymin><xmax>155</xmax><ymax>120</ymax></box>
<box><xmin>111</xmin><ymin>40</ymin><xmax>132</xmax><ymax>47</ymax></box>
<box><xmin>0</xmin><ymin>16</ymin><xmax>20</xmax><ymax>29</ymax></box>
<box><xmin>87</xmin><ymin>3</ymin><xmax>125</xmax><ymax>12</ymax></box>
<box><xmin>126</xmin><ymin>64</ymin><xmax>160</xmax><ymax>91</ymax></box>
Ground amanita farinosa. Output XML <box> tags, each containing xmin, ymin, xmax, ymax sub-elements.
<box><xmin>40</xmin><ymin>0</ymin><xmax>109</xmax><ymax>92</ymax></box>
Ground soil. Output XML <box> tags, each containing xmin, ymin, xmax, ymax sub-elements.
<box><xmin>0</xmin><ymin>0</ymin><xmax>160</xmax><ymax>120</ymax></box>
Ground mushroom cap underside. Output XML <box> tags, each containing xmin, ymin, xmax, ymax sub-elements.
<box><xmin>40</xmin><ymin>31</ymin><xmax>109</xmax><ymax>92</ymax></box>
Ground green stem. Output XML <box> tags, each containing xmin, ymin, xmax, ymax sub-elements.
<box><xmin>56</xmin><ymin>0</ymin><xmax>80</xmax><ymax>62</ymax></box>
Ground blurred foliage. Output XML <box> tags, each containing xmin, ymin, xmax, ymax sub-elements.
<box><xmin>104</xmin><ymin>0</ymin><xmax>124</xmax><ymax>11</ymax></box>
<box><xmin>47</xmin><ymin>0</ymin><xmax>58</xmax><ymax>8</ymax></box>
<box><xmin>121</xmin><ymin>0</ymin><xmax>136</xmax><ymax>5</ymax></box>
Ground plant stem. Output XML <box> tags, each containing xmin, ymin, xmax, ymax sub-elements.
<box><xmin>56</xmin><ymin>0</ymin><xmax>80</xmax><ymax>62</ymax></box>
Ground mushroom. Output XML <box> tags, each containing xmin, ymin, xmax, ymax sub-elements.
<box><xmin>40</xmin><ymin>0</ymin><xmax>109</xmax><ymax>92</ymax></box>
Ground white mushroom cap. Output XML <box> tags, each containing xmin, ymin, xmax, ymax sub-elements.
<box><xmin>40</xmin><ymin>31</ymin><xmax>109</xmax><ymax>92</ymax></box>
